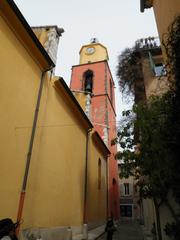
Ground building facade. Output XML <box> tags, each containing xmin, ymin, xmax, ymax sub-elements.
<box><xmin>118</xmin><ymin>162</ymin><xmax>140</xmax><ymax>221</ymax></box>
<box><xmin>140</xmin><ymin>2</ymin><xmax>180</xmax><ymax>239</ymax></box>
<box><xmin>134</xmin><ymin>37</ymin><xmax>167</xmax><ymax>240</ymax></box>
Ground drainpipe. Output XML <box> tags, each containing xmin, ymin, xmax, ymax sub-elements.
<box><xmin>83</xmin><ymin>128</ymin><xmax>92</xmax><ymax>239</ymax></box>
<box><xmin>16</xmin><ymin>68</ymin><xmax>53</xmax><ymax>233</ymax></box>
<box><xmin>104</xmin><ymin>62</ymin><xmax>110</xmax><ymax>217</ymax></box>
<box><xmin>106</xmin><ymin>154</ymin><xmax>110</xmax><ymax>219</ymax></box>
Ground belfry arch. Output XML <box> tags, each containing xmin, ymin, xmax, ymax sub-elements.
<box><xmin>83</xmin><ymin>69</ymin><xmax>94</xmax><ymax>93</ymax></box>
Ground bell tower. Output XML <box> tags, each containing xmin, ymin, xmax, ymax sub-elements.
<box><xmin>70</xmin><ymin>40</ymin><xmax>120</xmax><ymax>219</ymax></box>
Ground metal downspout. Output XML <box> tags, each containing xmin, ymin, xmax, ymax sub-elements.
<box><xmin>104</xmin><ymin>62</ymin><xmax>110</xmax><ymax>217</ymax></box>
<box><xmin>16</xmin><ymin>69</ymin><xmax>53</xmax><ymax>233</ymax></box>
<box><xmin>83</xmin><ymin>128</ymin><xmax>92</xmax><ymax>239</ymax></box>
<box><xmin>106</xmin><ymin>155</ymin><xmax>110</xmax><ymax>219</ymax></box>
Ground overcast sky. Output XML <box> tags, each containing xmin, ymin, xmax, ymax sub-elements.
<box><xmin>15</xmin><ymin>0</ymin><xmax>158</xmax><ymax>120</ymax></box>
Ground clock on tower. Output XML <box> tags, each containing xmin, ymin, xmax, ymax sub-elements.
<box><xmin>79</xmin><ymin>40</ymin><xmax>109</xmax><ymax>64</ymax></box>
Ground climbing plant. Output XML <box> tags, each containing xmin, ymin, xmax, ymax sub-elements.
<box><xmin>116</xmin><ymin>47</ymin><xmax>141</xmax><ymax>95</ymax></box>
<box><xmin>162</xmin><ymin>15</ymin><xmax>180</xmax><ymax>239</ymax></box>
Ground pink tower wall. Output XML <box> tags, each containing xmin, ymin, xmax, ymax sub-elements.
<box><xmin>70</xmin><ymin>60</ymin><xmax>120</xmax><ymax>220</ymax></box>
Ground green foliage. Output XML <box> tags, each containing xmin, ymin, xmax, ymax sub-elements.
<box><xmin>116</xmin><ymin>92</ymin><xmax>174</xmax><ymax>200</ymax></box>
<box><xmin>116</xmin><ymin>90</ymin><xmax>180</xmax><ymax>239</ymax></box>
<box><xmin>161</xmin><ymin>15</ymin><xmax>180</xmax><ymax>239</ymax></box>
<box><xmin>116</xmin><ymin>47</ymin><xmax>141</xmax><ymax>97</ymax></box>
<box><xmin>164</xmin><ymin>221</ymin><xmax>180</xmax><ymax>239</ymax></box>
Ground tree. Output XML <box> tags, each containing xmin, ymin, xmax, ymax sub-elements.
<box><xmin>115</xmin><ymin>17</ymin><xmax>180</xmax><ymax>239</ymax></box>
<box><xmin>114</xmin><ymin>92</ymin><xmax>179</xmax><ymax>240</ymax></box>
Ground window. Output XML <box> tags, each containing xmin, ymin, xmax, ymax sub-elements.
<box><xmin>83</xmin><ymin>70</ymin><xmax>93</xmax><ymax>93</ymax></box>
<box><xmin>154</xmin><ymin>63</ymin><xmax>166</xmax><ymax>77</ymax></box>
<box><xmin>124</xmin><ymin>183</ymin><xmax>130</xmax><ymax>195</ymax></box>
<box><xmin>120</xmin><ymin>205</ymin><xmax>132</xmax><ymax>217</ymax></box>
<box><xmin>110</xmin><ymin>79</ymin><xmax>113</xmax><ymax>103</ymax></box>
<box><xmin>98</xmin><ymin>158</ymin><xmax>101</xmax><ymax>189</ymax></box>
<box><xmin>148</xmin><ymin>52</ymin><xmax>166</xmax><ymax>77</ymax></box>
<box><xmin>112</xmin><ymin>178</ymin><xmax>116</xmax><ymax>185</ymax></box>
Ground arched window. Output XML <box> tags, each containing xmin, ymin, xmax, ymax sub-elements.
<box><xmin>110</xmin><ymin>79</ymin><xmax>113</xmax><ymax>103</ymax></box>
<box><xmin>98</xmin><ymin>158</ymin><xmax>102</xmax><ymax>189</ymax></box>
<box><xmin>112</xmin><ymin>178</ymin><xmax>116</xmax><ymax>185</ymax></box>
<box><xmin>83</xmin><ymin>70</ymin><xmax>93</xmax><ymax>93</ymax></box>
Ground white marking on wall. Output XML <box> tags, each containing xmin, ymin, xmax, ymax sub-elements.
<box><xmin>102</xmin><ymin>127</ymin><xmax>108</xmax><ymax>145</ymax></box>
<box><xmin>44</xmin><ymin>28</ymin><xmax>59</xmax><ymax>65</ymax></box>
<box><xmin>85</xmin><ymin>93</ymin><xmax>91</xmax><ymax>119</ymax></box>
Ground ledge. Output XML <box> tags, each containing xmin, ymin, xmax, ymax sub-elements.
<box><xmin>140</xmin><ymin>0</ymin><xmax>153</xmax><ymax>12</ymax></box>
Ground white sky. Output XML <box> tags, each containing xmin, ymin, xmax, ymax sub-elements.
<box><xmin>15</xmin><ymin>0</ymin><xmax>158</xmax><ymax>120</ymax></box>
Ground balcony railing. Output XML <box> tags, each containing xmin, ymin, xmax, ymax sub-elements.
<box><xmin>135</xmin><ymin>37</ymin><xmax>160</xmax><ymax>50</ymax></box>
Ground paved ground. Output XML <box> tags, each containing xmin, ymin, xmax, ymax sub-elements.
<box><xmin>97</xmin><ymin>221</ymin><xmax>144</xmax><ymax>240</ymax></box>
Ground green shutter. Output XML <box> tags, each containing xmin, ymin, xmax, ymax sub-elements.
<box><xmin>148</xmin><ymin>51</ymin><xmax>155</xmax><ymax>75</ymax></box>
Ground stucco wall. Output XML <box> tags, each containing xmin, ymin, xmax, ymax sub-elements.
<box><xmin>153</xmin><ymin>0</ymin><xmax>180</xmax><ymax>41</ymax></box>
<box><xmin>142</xmin><ymin>56</ymin><xmax>168</xmax><ymax>98</ymax></box>
<box><xmin>0</xmin><ymin>13</ymin><xmax>91</xmax><ymax>230</ymax></box>
<box><xmin>142</xmin><ymin>199</ymin><xmax>155</xmax><ymax>234</ymax></box>
<box><xmin>79</xmin><ymin>44</ymin><xmax>108</xmax><ymax>64</ymax></box>
<box><xmin>87</xmin><ymin>135</ymin><xmax>107</xmax><ymax>228</ymax></box>
<box><xmin>0</xmin><ymin>14</ymin><xmax>42</xmax><ymax>221</ymax></box>
<box><xmin>22</xmin><ymin>78</ymin><xmax>87</xmax><ymax>228</ymax></box>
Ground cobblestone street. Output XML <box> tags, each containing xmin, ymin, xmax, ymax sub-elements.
<box><xmin>98</xmin><ymin>221</ymin><xmax>143</xmax><ymax>240</ymax></box>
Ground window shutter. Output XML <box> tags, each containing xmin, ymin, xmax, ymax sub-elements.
<box><xmin>120</xmin><ymin>184</ymin><xmax>124</xmax><ymax>196</ymax></box>
<box><xmin>148</xmin><ymin>51</ymin><xmax>155</xmax><ymax>75</ymax></box>
<box><xmin>129</xmin><ymin>183</ymin><xmax>133</xmax><ymax>196</ymax></box>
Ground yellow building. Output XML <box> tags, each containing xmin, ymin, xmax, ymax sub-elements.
<box><xmin>79</xmin><ymin>41</ymin><xmax>109</xmax><ymax>64</ymax></box>
<box><xmin>32</xmin><ymin>26</ymin><xmax>64</xmax><ymax>66</ymax></box>
<box><xmin>140</xmin><ymin>0</ymin><xmax>180</xmax><ymax>42</ymax></box>
<box><xmin>140</xmin><ymin>2</ymin><xmax>180</xmax><ymax>239</ymax></box>
<box><xmin>0</xmin><ymin>1</ymin><xmax>109</xmax><ymax>239</ymax></box>
<box><xmin>136</xmin><ymin>37</ymin><xmax>167</xmax><ymax>99</ymax></box>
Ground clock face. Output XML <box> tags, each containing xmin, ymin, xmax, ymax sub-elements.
<box><xmin>86</xmin><ymin>47</ymin><xmax>95</xmax><ymax>54</ymax></box>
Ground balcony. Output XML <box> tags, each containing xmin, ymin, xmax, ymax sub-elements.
<box><xmin>135</xmin><ymin>37</ymin><xmax>160</xmax><ymax>51</ymax></box>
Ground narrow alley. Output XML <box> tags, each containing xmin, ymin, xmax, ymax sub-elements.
<box><xmin>98</xmin><ymin>221</ymin><xmax>144</xmax><ymax>240</ymax></box>
<box><xmin>1</xmin><ymin>1</ymin><xmax>180</xmax><ymax>240</ymax></box>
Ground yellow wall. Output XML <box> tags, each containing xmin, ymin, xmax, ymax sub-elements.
<box><xmin>152</xmin><ymin>2</ymin><xmax>180</xmax><ymax>239</ymax></box>
<box><xmin>72</xmin><ymin>92</ymin><xmax>87</xmax><ymax>111</ymax></box>
<box><xmin>22</xmin><ymin>78</ymin><xmax>87</xmax><ymax>228</ymax></box>
<box><xmin>0</xmin><ymin>14</ymin><xmax>43</xmax><ymax>221</ymax></box>
<box><xmin>79</xmin><ymin>43</ymin><xmax>109</xmax><ymax>64</ymax></box>
<box><xmin>87</xmin><ymin>135</ymin><xmax>107</xmax><ymax>228</ymax></box>
<box><xmin>0</xmin><ymin>13</ymin><xmax>87</xmax><ymax>228</ymax></box>
<box><xmin>32</xmin><ymin>28</ymin><xmax>48</xmax><ymax>46</ymax></box>
<box><xmin>142</xmin><ymin>57</ymin><xmax>168</xmax><ymax>98</ymax></box>
<box><xmin>0</xmin><ymin>7</ymin><xmax>108</xmax><ymax>232</ymax></box>
<box><xmin>153</xmin><ymin>0</ymin><xmax>180</xmax><ymax>42</ymax></box>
